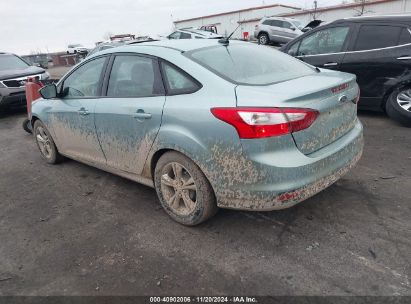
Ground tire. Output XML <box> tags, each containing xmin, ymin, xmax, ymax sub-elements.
<box><xmin>154</xmin><ymin>151</ymin><xmax>218</xmax><ymax>226</ymax></box>
<box><xmin>258</xmin><ymin>33</ymin><xmax>269</xmax><ymax>45</ymax></box>
<box><xmin>22</xmin><ymin>118</ymin><xmax>32</xmax><ymax>134</ymax></box>
<box><xmin>66</xmin><ymin>51</ymin><xmax>70</xmax><ymax>54</ymax></box>
<box><xmin>386</xmin><ymin>88</ymin><xmax>411</xmax><ymax>127</ymax></box>
<box><xmin>33</xmin><ymin>120</ymin><xmax>64</xmax><ymax>164</ymax></box>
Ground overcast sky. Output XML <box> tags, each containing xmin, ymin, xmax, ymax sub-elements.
<box><xmin>0</xmin><ymin>0</ymin><xmax>342</xmax><ymax>55</ymax></box>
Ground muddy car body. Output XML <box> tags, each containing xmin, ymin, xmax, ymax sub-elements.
<box><xmin>31</xmin><ymin>40</ymin><xmax>363</xmax><ymax>225</ymax></box>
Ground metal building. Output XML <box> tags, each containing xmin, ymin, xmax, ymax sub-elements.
<box><xmin>174</xmin><ymin>0</ymin><xmax>411</xmax><ymax>40</ymax></box>
<box><xmin>173</xmin><ymin>3</ymin><xmax>302</xmax><ymax>39</ymax></box>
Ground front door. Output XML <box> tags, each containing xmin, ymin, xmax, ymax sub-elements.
<box><xmin>94</xmin><ymin>54</ymin><xmax>166</xmax><ymax>174</ymax></box>
<box><xmin>48</xmin><ymin>56</ymin><xmax>108</xmax><ymax>164</ymax></box>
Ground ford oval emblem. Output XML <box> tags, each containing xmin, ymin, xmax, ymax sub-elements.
<box><xmin>339</xmin><ymin>95</ymin><xmax>348</xmax><ymax>103</ymax></box>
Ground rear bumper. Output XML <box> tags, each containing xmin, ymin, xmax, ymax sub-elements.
<box><xmin>216</xmin><ymin>120</ymin><xmax>364</xmax><ymax>211</ymax></box>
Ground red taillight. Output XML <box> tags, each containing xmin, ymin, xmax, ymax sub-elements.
<box><xmin>211</xmin><ymin>107</ymin><xmax>319</xmax><ymax>139</ymax></box>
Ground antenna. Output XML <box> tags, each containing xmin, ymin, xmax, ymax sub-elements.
<box><xmin>218</xmin><ymin>24</ymin><xmax>241</xmax><ymax>46</ymax></box>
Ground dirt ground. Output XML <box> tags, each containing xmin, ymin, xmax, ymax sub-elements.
<box><xmin>0</xmin><ymin>110</ymin><xmax>410</xmax><ymax>296</ymax></box>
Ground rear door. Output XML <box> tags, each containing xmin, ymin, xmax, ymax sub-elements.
<box><xmin>94</xmin><ymin>54</ymin><xmax>166</xmax><ymax>174</ymax></box>
<box><xmin>340</xmin><ymin>23</ymin><xmax>411</xmax><ymax>108</ymax></box>
<box><xmin>290</xmin><ymin>25</ymin><xmax>353</xmax><ymax>70</ymax></box>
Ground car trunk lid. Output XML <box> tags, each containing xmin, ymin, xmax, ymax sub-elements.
<box><xmin>235</xmin><ymin>71</ymin><xmax>359</xmax><ymax>154</ymax></box>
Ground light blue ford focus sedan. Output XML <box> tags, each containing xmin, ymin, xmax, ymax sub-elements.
<box><xmin>32</xmin><ymin>39</ymin><xmax>363</xmax><ymax>225</ymax></box>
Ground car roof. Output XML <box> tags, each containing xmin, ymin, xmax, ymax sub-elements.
<box><xmin>339</xmin><ymin>14</ymin><xmax>411</xmax><ymax>23</ymax></box>
<box><xmin>112</xmin><ymin>39</ymin><xmax>237</xmax><ymax>53</ymax></box>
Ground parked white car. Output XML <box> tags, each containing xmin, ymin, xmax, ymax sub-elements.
<box><xmin>66</xmin><ymin>44</ymin><xmax>88</xmax><ymax>54</ymax></box>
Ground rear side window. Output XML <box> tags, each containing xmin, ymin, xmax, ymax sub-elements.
<box><xmin>107</xmin><ymin>55</ymin><xmax>164</xmax><ymax>97</ymax></box>
<box><xmin>161</xmin><ymin>62</ymin><xmax>201</xmax><ymax>95</ymax></box>
<box><xmin>262</xmin><ymin>20</ymin><xmax>271</xmax><ymax>26</ymax></box>
<box><xmin>354</xmin><ymin>25</ymin><xmax>403</xmax><ymax>51</ymax></box>
<box><xmin>186</xmin><ymin>43</ymin><xmax>315</xmax><ymax>85</ymax></box>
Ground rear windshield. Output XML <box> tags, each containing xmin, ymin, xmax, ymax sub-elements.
<box><xmin>0</xmin><ymin>55</ymin><xmax>29</xmax><ymax>70</ymax></box>
<box><xmin>185</xmin><ymin>43</ymin><xmax>315</xmax><ymax>85</ymax></box>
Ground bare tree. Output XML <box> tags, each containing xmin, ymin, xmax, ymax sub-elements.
<box><xmin>352</xmin><ymin>0</ymin><xmax>373</xmax><ymax>16</ymax></box>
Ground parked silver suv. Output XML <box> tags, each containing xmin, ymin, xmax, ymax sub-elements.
<box><xmin>0</xmin><ymin>52</ymin><xmax>49</xmax><ymax>109</ymax></box>
<box><xmin>254</xmin><ymin>17</ymin><xmax>305</xmax><ymax>45</ymax></box>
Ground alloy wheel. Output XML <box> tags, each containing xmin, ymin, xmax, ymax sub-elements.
<box><xmin>259</xmin><ymin>35</ymin><xmax>267</xmax><ymax>45</ymax></box>
<box><xmin>397</xmin><ymin>89</ymin><xmax>411</xmax><ymax>112</ymax></box>
<box><xmin>36</xmin><ymin>126</ymin><xmax>52</xmax><ymax>159</ymax></box>
<box><xmin>160</xmin><ymin>162</ymin><xmax>197</xmax><ymax>216</ymax></box>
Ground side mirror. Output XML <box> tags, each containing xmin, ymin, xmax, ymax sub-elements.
<box><xmin>39</xmin><ymin>84</ymin><xmax>57</xmax><ymax>99</ymax></box>
<box><xmin>288</xmin><ymin>49</ymin><xmax>296</xmax><ymax>56</ymax></box>
<box><xmin>290</xmin><ymin>26</ymin><xmax>296</xmax><ymax>31</ymax></box>
<box><xmin>33</xmin><ymin>63</ymin><xmax>41</xmax><ymax>67</ymax></box>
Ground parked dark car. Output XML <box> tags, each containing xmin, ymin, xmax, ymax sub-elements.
<box><xmin>0</xmin><ymin>52</ymin><xmax>49</xmax><ymax>109</ymax></box>
<box><xmin>280</xmin><ymin>15</ymin><xmax>411</xmax><ymax>127</ymax></box>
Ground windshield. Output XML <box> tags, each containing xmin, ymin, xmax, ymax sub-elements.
<box><xmin>0</xmin><ymin>55</ymin><xmax>29</xmax><ymax>70</ymax></box>
<box><xmin>186</xmin><ymin>43</ymin><xmax>315</xmax><ymax>86</ymax></box>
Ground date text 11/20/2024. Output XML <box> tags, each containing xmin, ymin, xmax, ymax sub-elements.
<box><xmin>149</xmin><ymin>296</ymin><xmax>258</xmax><ymax>303</ymax></box>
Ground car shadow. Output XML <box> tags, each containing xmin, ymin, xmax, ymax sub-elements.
<box><xmin>0</xmin><ymin>107</ymin><xmax>26</xmax><ymax>119</ymax></box>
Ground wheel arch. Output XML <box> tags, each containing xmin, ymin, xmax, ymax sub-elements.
<box><xmin>147</xmin><ymin>146</ymin><xmax>218</xmax><ymax>198</ymax></box>
<box><xmin>258</xmin><ymin>31</ymin><xmax>269</xmax><ymax>38</ymax></box>
<box><xmin>381</xmin><ymin>80</ymin><xmax>411</xmax><ymax>111</ymax></box>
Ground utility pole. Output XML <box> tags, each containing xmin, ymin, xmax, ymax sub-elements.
<box><xmin>312</xmin><ymin>0</ymin><xmax>318</xmax><ymax>20</ymax></box>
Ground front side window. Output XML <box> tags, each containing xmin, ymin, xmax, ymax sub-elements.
<box><xmin>271</xmin><ymin>20</ymin><xmax>283</xmax><ymax>28</ymax></box>
<box><xmin>107</xmin><ymin>55</ymin><xmax>163</xmax><ymax>97</ymax></box>
<box><xmin>288</xmin><ymin>41</ymin><xmax>301</xmax><ymax>56</ymax></box>
<box><xmin>61</xmin><ymin>57</ymin><xmax>106</xmax><ymax>98</ymax></box>
<box><xmin>168</xmin><ymin>32</ymin><xmax>181</xmax><ymax>39</ymax></box>
<box><xmin>354</xmin><ymin>25</ymin><xmax>403</xmax><ymax>51</ymax></box>
<box><xmin>187</xmin><ymin>43</ymin><xmax>315</xmax><ymax>85</ymax></box>
<box><xmin>161</xmin><ymin>62</ymin><xmax>200</xmax><ymax>95</ymax></box>
<box><xmin>298</xmin><ymin>26</ymin><xmax>349</xmax><ymax>56</ymax></box>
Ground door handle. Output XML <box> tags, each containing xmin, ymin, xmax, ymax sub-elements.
<box><xmin>78</xmin><ymin>108</ymin><xmax>89</xmax><ymax>116</ymax></box>
<box><xmin>133</xmin><ymin>109</ymin><xmax>152</xmax><ymax>120</ymax></box>
<box><xmin>323</xmin><ymin>62</ymin><xmax>338</xmax><ymax>67</ymax></box>
<box><xmin>397</xmin><ymin>56</ymin><xmax>411</xmax><ymax>60</ymax></box>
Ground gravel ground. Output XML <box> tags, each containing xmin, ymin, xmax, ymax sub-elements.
<box><xmin>0</xmin><ymin>110</ymin><xmax>410</xmax><ymax>296</ymax></box>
